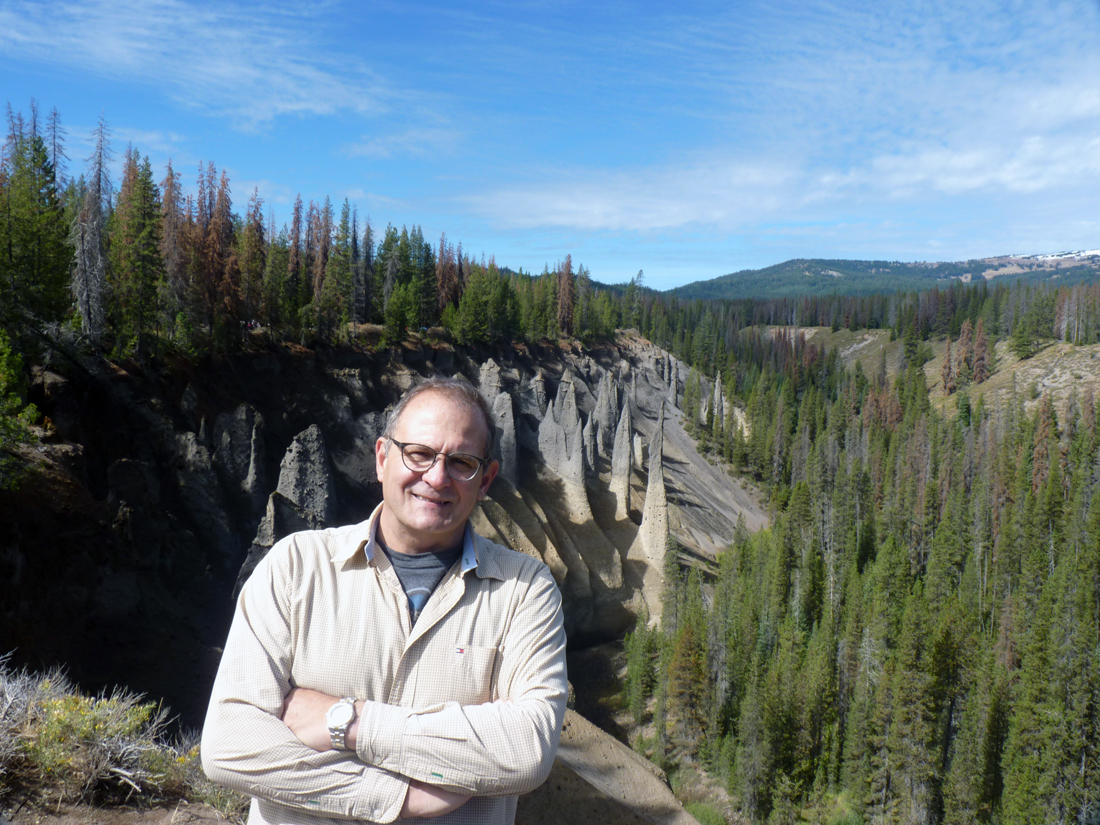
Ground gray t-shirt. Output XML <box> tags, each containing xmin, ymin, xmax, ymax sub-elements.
<box><xmin>381</xmin><ymin>543</ymin><xmax>463</xmax><ymax>624</ymax></box>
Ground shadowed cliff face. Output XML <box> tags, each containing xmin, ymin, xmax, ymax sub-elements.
<box><xmin>1</xmin><ymin>334</ymin><xmax>765</xmax><ymax>731</ymax></box>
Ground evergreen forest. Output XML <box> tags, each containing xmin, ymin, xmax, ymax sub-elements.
<box><xmin>3</xmin><ymin>102</ymin><xmax>1100</xmax><ymax>824</ymax></box>
<box><xmin>626</xmin><ymin>322</ymin><xmax>1100</xmax><ymax>823</ymax></box>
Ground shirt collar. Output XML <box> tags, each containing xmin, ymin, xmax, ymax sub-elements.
<box><xmin>335</xmin><ymin>502</ymin><xmax>481</xmax><ymax>574</ymax></box>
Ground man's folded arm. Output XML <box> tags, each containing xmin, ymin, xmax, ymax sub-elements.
<box><xmin>353</xmin><ymin>567</ymin><xmax>568</xmax><ymax>796</ymax></box>
<box><xmin>200</xmin><ymin>544</ymin><xmax>409</xmax><ymax>824</ymax></box>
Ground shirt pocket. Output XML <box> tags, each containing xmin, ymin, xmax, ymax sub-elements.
<box><xmin>419</xmin><ymin>644</ymin><xmax>498</xmax><ymax>706</ymax></box>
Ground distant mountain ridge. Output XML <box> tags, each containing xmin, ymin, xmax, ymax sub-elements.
<box><xmin>669</xmin><ymin>252</ymin><xmax>1100</xmax><ymax>300</ymax></box>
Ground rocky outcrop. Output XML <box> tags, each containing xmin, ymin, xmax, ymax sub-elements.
<box><xmin>174</xmin><ymin>432</ymin><xmax>236</xmax><ymax>567</ymax></box>
<box><xmin>479</xmin><ymin>358</ymin><xmax>503</xmax><ymax>399</ymax></box>
<box><xmin>233</xmin><ymin>491</ymin><xmax>329</xmax><ymax>597</ymax></box>
<box><xmin>582</xmin><ymin>415</ymin><xmax>597</xmax><ymax>474</ymax></box>
<box><xmin>592</xmin><ymin>372</ymin><xmax>617</xmax><ymax>455</ymax></box>
<box><xmin>517</xmin><ymin>709</ymin><xmax>701</xmax><ymax>825</ymax></box>
<box><xmin>233</xmin><ymin>424</ymin><xmax>341</xmax><ymax>596</ymax></box>
<box><xmin>524</xmin><ymin>369</ymin><xmax>549</xmax><ymax>417</ymax></box>
<box><xmin>712</xmin><ymin>373</ymin><xmax>724</xmax><ymax>430</ymax></box>
<box><xmin>539</xmin><ymin>395</ymin><xmax>585</xmax><ymax>490</ymax></box>
<box><xmin>610</xmin><ymin>402</ymin><xmax>632</xmax><ymax>520</ymax></box>
<box><xmin>212</xmin><ymin>404</ymin><xmax>266</xmax><ymax>520</ymax></box>
<box><xmin>493</xmin><ymin>392</ymin><xmax>517</xmax><ymax>487</ymax></box>
<box><xmin>639</xmin><ymin>406</ymin><xmax>668</xmax><ymax>567</ymax></box>
<box><xmin>275</xmin><ymin>425</ymin><xmax>337</xmax><ymax>526</ymax></box>
<box><xmin>558</xmin><ymin>374</ymin><xmax>581</xmax><ymax>456</ymax></box>
<box><xmin>568</xmin><ymin>415</ymin><xmax>587</xmax><ymax>497</ymax></box>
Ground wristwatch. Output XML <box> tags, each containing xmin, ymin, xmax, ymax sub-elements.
<box><xmin>326</xmin><ymin>697</ymin><xmax>357</xmax><ymax>750</ymax></box>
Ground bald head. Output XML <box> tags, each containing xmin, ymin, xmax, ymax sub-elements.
<box><xmin>383</xmin><ymin>377</ymin><xmax>496</xmax><ymax>458</ymax></box>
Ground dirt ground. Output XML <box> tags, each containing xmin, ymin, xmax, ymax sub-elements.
<box><xmin>3</xmin><ymin>800</ymin><xmax>227</xmax><ymax>825</ymax></box>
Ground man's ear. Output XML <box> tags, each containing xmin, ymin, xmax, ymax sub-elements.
<box><xmin>375</xmin><ymin>437</ymin><xmax>389</xmax><ymax>479</ymax></box>
<box><xmin>477</xmin><ymin>459</ymin><xmax>499</xmax><ymax>500</ymax></box>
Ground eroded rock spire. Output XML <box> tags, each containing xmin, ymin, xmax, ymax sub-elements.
<box><xmin>610</xmin><ymin>401</ymin><xmax>632</xmax><ymax>519</ymax></box>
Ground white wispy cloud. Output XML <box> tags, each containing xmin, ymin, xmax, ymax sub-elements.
<box><xmin>465</xmin><ymin>0</ymin><xmax>1100</xmax><ymax>238</ymax></box>
<box><xmin>464</xmin><ymin>156</ymin><xmax>795</xmax><ymax>232</ymax></box>
<box><xmin>342</xmin><ymin>127</ymin><xmax>458</xmax><ymax>159</ymax></box>
<box><xmin>343</xmin><ymin>188</ymin><xmax>409</xmax><ymax>212</ymax></box>
<box><xmin>468</xmin><ymin>123</ymin><xmax>1100</xmax><ymax>235</ymax></box>
<box><xmin>234</xmin><ymin>178</ymin><xmax>298</xmax><ymax>209</ymax></box>
<box><xmin>0</xmin><ymin>0</ymin><xmax>397</xmax><ymax>126</ymax></box>
<box><xmin>108</xmin><ymin>127</ymin><xmax>188</xmax><ymax>159</ymax></box>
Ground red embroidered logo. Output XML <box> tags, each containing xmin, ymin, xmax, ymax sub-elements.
<box><xmin>455</xmin><ymin>647</ymin><xmax>465</xmax><ymax>654</ymax></box>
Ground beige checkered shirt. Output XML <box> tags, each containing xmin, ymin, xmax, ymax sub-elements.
<box><xmin>201</xmin><ymin>503</ymin><xmax>568</xmax><ymax>825</ymax></box>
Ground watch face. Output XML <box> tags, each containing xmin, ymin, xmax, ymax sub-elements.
<box><xmin>327</xmin><ymin>702</ymin><xmax>354</xmax><ymax>727</ymax></box>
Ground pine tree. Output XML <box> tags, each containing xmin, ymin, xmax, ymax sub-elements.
<box><xmin>737</xmin><ymin>672</ymin><xmax>774</xmax><ymax>822</ymax></box>
<box><xmin>193</xmin><ymin>166</ymin><xmax>239</xmax><ymax>347</ymax></box>
<box><xmin>436</xmin><ymin>232</ymin><xmax>458</xmax><ymax>316</ymax></box>
<box><xmin>942</xmin><ymin>335</ymin><xmax>956</xmax><ymax>394</ymax></box>
<box><xmin>262</xmin><ymin>221</ymin><xmax>289</xmax><ymax>331</ymax></box>
<box><xmin>411</xmin><ymin>225</ymin><xmax>436</xmax><ymax>327</ymax></box>
<box><xmin>942</xmin><ymin>647</ymin><xmax>1010</xmax><ymax>824</ymax></box>
<box><xmin>1010</xmin><ymin>305</ymin><xmax>1036</xmax><ymax>360</ymax></box>
<box><xmin>110</xmin><ymin>150</ymin><xmax>164</xmax><ymax>356</ymax></box>
<box><xmin>556</xmin><ymin>254</ymin><xmax>575</xmax><ymax>336</ymax></box>
<box><xmin>1</xmin><ymin>108</ymin><xmax>71</xmax><ymax>322</ymax></box>
<box><xmin>1000</xmin><ymin>576</ymin><xmax>1060</xmax><ymax>824</ymax></box>
<box><xmin>880</xmin><ymin>587</ymin><xmax>940</xmax><ymax>825</ymax></box>
<box><xmin>159</xmin><ymin>159</ymin><xmax>189</xmax><ymax>332</ymax></box>
<box><xmin>69</xmin><ymin>115</ymin><xmax>111</xmax><ymax>345</ymax></box>
<box><xmin>1030</xmin><ymin>394</ymin><xmax>1055</xmax><ymax>495</ymax></box>
<box><xmin>454</xmin><ymin>261</ymin><xmax>492</xmax><ymax>344</ymax></box>
<box><xmin>287</xmin><ymin>194</ymin><xmax>303</xmax><ymax>318</ymax></box>
<box><xmin>956</xmin><ymin>319</ymin><xmax>973</xmax><ymax>384</ymax></box>
<box><xmin>46</xmin><ymin>106</ymin><xmax>68</xmax><ymax>185</ymax></box>
<box><xmin>667</xmin><ymin>568</ymin><xmax>710</xmax><ymax>755</ymax></box>
<box><xmin>351</xmin><ymin>211</ymin><xmax>372</xmax><ymax>324</ymax></box>
<box><xmin>239</xmin><ymin>188</ymin><xmax>265</xmax><ymax>327</ymax></box>
<box><xmin>623</xmin><ymin>605</ymin><xmax>657</xmax><ymax>725</ymax></box>
<box><xmin>309</xmin><ymin>197</ymin><xmax>332</xmax><ymax>301</ymax></box>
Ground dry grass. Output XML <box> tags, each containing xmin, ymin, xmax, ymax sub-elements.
<box><xmin>0</xmin><ymin>656</ymin><xmax>246</xmax><ymax>822</ymax></box>
<box><xmin>769</xmin><ymin>325</ymin><xmax>1100</xmax><ymax>426</ymax></box>
<box><xmin>922</xmin><ymin>338</ymin><xmax>1100</xmax><ymax>423</ymax></box>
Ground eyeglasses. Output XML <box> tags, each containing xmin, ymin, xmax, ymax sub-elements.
<box><xmin>389</xmin><ymin>439</ymin><xmax>490</xmax><ymax>482</ymax></box>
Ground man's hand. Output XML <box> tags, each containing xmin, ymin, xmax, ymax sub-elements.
<box><xmin>401</xmin><ymin>780</ymin><xmax>471</xmax><ymax>819</ymax></box>
<box><xmin>283</xmin><ymin>689</ymin><xmax>471</xmax><ymax>817</ymax></box>
<box><xmin>281</xmin><ymin>687</ymin><xmax>354</xmax><ymax>752</ymax></box>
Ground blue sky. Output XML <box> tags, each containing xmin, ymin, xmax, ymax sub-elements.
<box><xmin>3</xmin><ymin>0</ymin><xmax>1099</xmax><ymax>291</ymax></box>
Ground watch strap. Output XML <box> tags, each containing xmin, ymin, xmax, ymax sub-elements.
<box><xmin>328</xmin><ymin>697</ymin><xmax>357</xmax><ymax>751</ymax></box>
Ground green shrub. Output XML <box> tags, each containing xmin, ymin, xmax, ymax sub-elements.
<box><xmin>0</xmin><ymin>328</ymin><xmax>37</xmax><ymax>489</ymax></box>
<box><xmin>22</xmin><ymin>690</ymin><xmax>155</xmax><ymax>777</ymax></box>
<box><xmin>0</xmin><ymin>658</ymin><xmax>247</xmax><ymax>820</ymax></box>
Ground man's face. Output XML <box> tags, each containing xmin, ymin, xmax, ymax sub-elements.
<box><xmin>375</xmin><ymin>390</ymin><xmax>498</xmax><ymax>554</ymax></box>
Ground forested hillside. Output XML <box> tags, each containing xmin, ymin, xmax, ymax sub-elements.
<box><xmin>624</xmin><ymin>318</ymin><xmax>1100</xmax><ymax>824</ymax></box>
<box><xmin>671</xmin><ymin>256</ymin><xmax>1100</xmax><ymax>301</ymax></box>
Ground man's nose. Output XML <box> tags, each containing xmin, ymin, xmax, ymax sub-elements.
<box><xmin>423</xmin><ymin>455</ymin><xmax>453</xmax><ymax>486</ymax></box>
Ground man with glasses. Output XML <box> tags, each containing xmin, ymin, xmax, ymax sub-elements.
<box><xmin>202</xmin><ymin>377</ymin><xmax>568</xmax><ymax>824</ymax></box>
